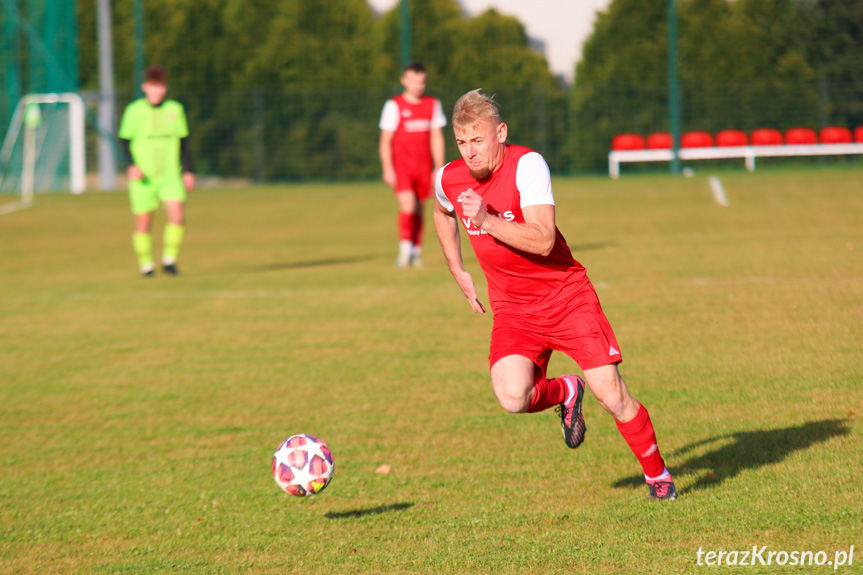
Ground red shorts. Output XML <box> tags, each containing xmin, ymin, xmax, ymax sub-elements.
<box><xmin>489</xmin><ymin>281</ymin><xmax>622</xmax><ymax>375</ymax></box>
<box><xmin>395</xmin><ymin>167</ymin><xmax>432</xmax><ymax>200</ymax></box>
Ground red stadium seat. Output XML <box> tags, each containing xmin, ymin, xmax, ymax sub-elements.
<box><xmin>751</xmin><ymin>128</ymin><xmax>783</xmax><ymax>146</ymax></box>
<box><xmin>819</xmin><ymin>126</ymin><xmax>852</xmax><ymax>144</ymax></box>
<box><xmin>855</xmin><ymin>126</ymin><xmax>863</xmax><ymax>143</ymax></box>
<box><xmin>716</xmin><ymin>129</ymin><xmax>748</xmax><ymax>147</ymax></box>
<box><xmin>785</xmin><ymin>127</ymin><xmax>817</xmax><ymax>145</ymax></box>
<box><xmin>680</xmin><ymin>131</ymin><xmax>714</xmax><ymax>148</ymax></box>
<box><xmin>647</xmin><ymin>132</ymin><xmax>673</xmax><ymax>149</ymax></box>
<box><xmin>611</xmin><ymin>133</ymin><xmax>646</xmax><ymax>151</ymax></box>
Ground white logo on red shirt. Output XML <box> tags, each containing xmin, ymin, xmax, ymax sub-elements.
<box><xmin>460</xmin><ymin>211</ymin><xmax>516</xmax><ymax>234</ymax></box>
<box><xmin>403</xmin><ymin>118</ymin><xmax>431</xmax><ymax>132</ymax></box>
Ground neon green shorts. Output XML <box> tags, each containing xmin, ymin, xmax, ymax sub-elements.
<box><xmin>129</xmin><ymin>177</ymin><xmax>187</xmax><ymax>215</ymax></box>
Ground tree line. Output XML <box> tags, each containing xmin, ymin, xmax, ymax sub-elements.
<box><xmin>72</xmin><ymin>0</ymin><xmax>863</xmax><ymax>177</ymax></box>
<box><xmin>570</xmin><ymin>0</ymin><xmax>863</xmax><ymax>170</ymax></box>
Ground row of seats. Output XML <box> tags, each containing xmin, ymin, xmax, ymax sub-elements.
<box><xmin>611</xmin><ymin>126</ymin><xmax>863</xmax><ymax>151</ymax></box>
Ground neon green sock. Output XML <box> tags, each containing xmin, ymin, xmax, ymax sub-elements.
<box><xmin>162</xmin><ymin>223</ymin><xmax>185</xmax><ymax>264</ymax></box>
<box><xmin>132</xmin><ymin>232</ymin><xmax>154</xmax><ymax>271</ymax></box>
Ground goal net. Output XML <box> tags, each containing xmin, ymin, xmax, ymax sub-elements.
<box><xmin>0</xmin><ymin>93</ymin><xmax>86</xmax><ymax>205</ymax></box>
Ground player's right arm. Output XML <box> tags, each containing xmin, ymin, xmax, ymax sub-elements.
<box><xmin>379</xmin><ymin>130</ymin><xmax>396</xmax><ymax>188</ymax></box>
<box><xmin>378</xmin><ymin>99</ymin><xmax>400</xmax><ymax>188</ymax></box>
<box><xmin>118</xmin><ymin>103</ymin><xmax>144</xmax><ymax>181</ymax></box>
<box><xmin>433</xmin><ymin>172</ymin><xmax>486</xmax><ymax>314</ymax></box>
<box><xmin>118</xmin><ymin>138</ymin><xmax>143</xmax><ymax>181</ymax></box>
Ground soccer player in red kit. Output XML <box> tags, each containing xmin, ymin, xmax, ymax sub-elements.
<box><xmin>433</xmin><ymin>89</ymin><xmax>676</xmax><ymax>500</ymax></box>
<box><xmin>379</xmin><ymin>62</ymin><xmax>446</xmax><ymax>268</ymax></box>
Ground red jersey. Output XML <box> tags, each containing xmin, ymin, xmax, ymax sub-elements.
<box><xmin>437</xmin><ymin>145</ymin><xmax>588</xmax><ymax>314</ymax></box>
<box><xmin>379</xmin><ymin>95</ymin><xmax>446</xmax><ymax>174</ymax></box>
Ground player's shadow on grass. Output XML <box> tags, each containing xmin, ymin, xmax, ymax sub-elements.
<box><xmin>568</xmin><ymin>242</ymin><xmax>616</xmax><ymax>253</ymax></box>
<box><xmin>325</xmin><ymin>502</ymin><xmax>414</xmax><ymax>520</ymax></box>
<box><xmin>612</xmin><ymin>418</ymin><xmax>851</xmax><ymax>495</ymax></box>
<box><xmin>253</xmin><ymin>255</ymin><xmax>378</xmax><ymax>272</ymax></box>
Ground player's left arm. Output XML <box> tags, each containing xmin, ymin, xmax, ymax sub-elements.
<box><xmin>461</xmin><ymin>194</ymin><xmax>555</xmax><ymax>256</ymax></box>
<box><xmin>180</xmin><ymin>138</ymin><xmax>195</xmax><ymax>191</ymax></box>
<box><xmin>429</xmin><ymin>98</ymin><xmax>447</xmax><ymax>180</ymax></box>
<box><xmin>177</xmin><ymin>103</ymin><xmax>195</xmax><ymax>191</ymax></box>
<box><xmin>430</xmin><ymin>127</ymin><xmax>445</xmax><ymax>174</ymax></box>
<box><xmin>459</xmin><ymin>152</ymin><xmax>556</xmax><ymax>256</ymax></box>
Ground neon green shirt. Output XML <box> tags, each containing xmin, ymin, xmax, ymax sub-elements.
<box><xmin>118</xmin><ymin>98</ymin><xmax>189</xmax><ymax>180</ymax></box>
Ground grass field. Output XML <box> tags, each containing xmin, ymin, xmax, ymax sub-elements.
<box><xmin>1</xmin><ymin>168</ymin><xmax>861</xmax><ymax>574</ymax></box>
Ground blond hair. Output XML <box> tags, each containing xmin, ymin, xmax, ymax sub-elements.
<box><xmin>452</xmin><ymin>89</ymin><xmax>501</xmax><ymax>131</ymax></box>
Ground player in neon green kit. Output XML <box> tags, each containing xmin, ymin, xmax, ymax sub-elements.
<box><xmin>118</xmin><ymin>65</ymin><xmax>195</xmax><ymax>276</ymax></box>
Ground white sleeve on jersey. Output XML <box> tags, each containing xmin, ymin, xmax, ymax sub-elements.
<box><xmin>434</xmin><ymin>165</ymin><xmax>453</xmax><ymax>212</ymax></box>
<box><xmin>516</xmin><ymin>152</ymin><xmax>554</xmax><ymax>208</ymax></box>
<box><xmin>379</xmin><ymin>99</ymin><xmax>400</xmax><ymax>131</ymax></box>
<box><xmin>431</xmin><ymin>98</ymin><xmax>447</xmax><ymax>129</ymax></box>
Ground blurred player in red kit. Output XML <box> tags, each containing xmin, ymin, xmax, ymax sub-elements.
<box><xmin>379</xmin><ymin>62</ymin><xmax>446</xmax><ymax>268</ymax></box>
<box><xmin>433</xmin><ymin>89</ymin><xmax>676</xmax><ymax>500</ymax></box>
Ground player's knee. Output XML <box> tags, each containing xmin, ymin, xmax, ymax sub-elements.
<box><xmin>492</xmin><ymin>385</ymin><xmax>530</xmax><ymax>414</ymax></box>
<box><xmin>496</xmin><ymin>395</ymin><xmax>527</xmax><ymax>414</ymax></box>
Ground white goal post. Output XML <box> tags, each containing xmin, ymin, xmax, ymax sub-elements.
<box><xmin>0</xmin><ymin>93</ymin><xmax>86</xmax><ymax>202</ymax></box>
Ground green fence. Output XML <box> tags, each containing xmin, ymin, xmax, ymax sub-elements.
<box><xmin>110</xmin><ymin>78</ymin><xmax>860</xmax><ymax>182</ymax></box>
<box><xmin>0</xmin><ymin>0</ymin><xmax>79</xmax><ymax>128</ymax></box>
<box><xmin>118</xmin><ymin>84</ymin><xmax>570</xmax><ymax>182</ymax></box>
<box><xmin>4</xmin><ymin>0</ymin><xmax>863</xmax><ymax>187</ymax></box>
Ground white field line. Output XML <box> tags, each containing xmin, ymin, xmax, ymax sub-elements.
<box><xmin>0</xmin><ymin>200</ymin><xmax>33</xmax><ymax>215</ymax></box>
<box><xmin>708</xmin><ymin>175</ymin><xmax>729</xmax><ymax>207</ymax></box>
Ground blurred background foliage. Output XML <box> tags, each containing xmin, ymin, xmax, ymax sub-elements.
<box><xmin>3</xmin><ymin>0</ymin><xmax>863</xmax><ymax>179</ymax></box>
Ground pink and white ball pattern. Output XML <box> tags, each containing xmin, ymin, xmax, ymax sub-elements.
<box><xmin>272</xmin><ymin>434</ymin><xmax>335</xmax><ymax>497</ymax></box>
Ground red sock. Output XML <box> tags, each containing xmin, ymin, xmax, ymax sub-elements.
<box><xmin>615</xmin><ymin>404</ymin><xmax>666</xmax><ymax>477</ymax></box>
<box><xmin>411</xmin><ymin>212</ymin><xmax>424</xmax><ymax>246</ymax></box>
<box><xmin>526</xmin><ymin>376</ymin><xmax>568</xmax><ymax>413</ymax></box>
<box><xmin>398</xmin><ymin>212</ymin><xmax>413</xmax><ymax>242</ymax></box>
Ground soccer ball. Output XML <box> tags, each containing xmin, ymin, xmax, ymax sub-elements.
<box><xmin>272</xmin><ymin>434</ymin><xmax>335</xmax><ymax>497</ymax></box>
